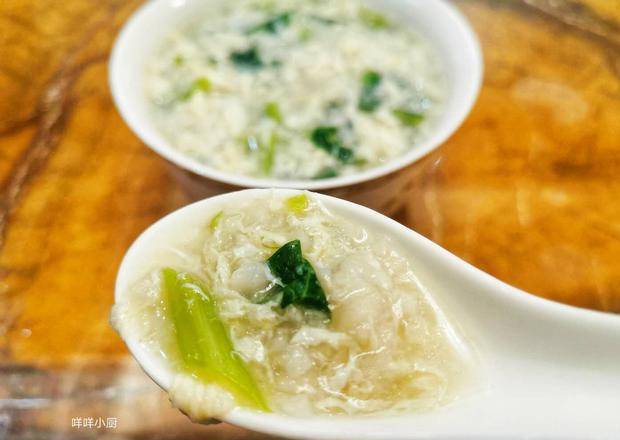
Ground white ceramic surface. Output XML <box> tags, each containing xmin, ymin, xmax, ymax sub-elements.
<box><xmin>109</xmin><ymin>0</ymin><xmax>482</xmax><ymax>190</ymax></box>
<box><xmin>115</xmin><ymin>189</ymin><xmax>620</xmax><ymax>440</ymax></box>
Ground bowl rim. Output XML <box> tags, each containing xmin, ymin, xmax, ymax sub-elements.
<box><xmin>109</xmin><ymin>0</ymin><xmax>483</xmax><ymax>190</ymax></box>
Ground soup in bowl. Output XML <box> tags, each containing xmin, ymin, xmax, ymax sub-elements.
<box><xmin>109</xmin><ymin>0</ymin><xmax>482</xmax><ymax>213</ymax></box>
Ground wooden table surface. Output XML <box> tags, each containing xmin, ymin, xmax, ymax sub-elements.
<box><xmin>1</xmin><ymin>0</ymin><xmax>619</xmax><ymax>438</ymax></box>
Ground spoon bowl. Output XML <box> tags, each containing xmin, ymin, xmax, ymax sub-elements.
<box><xmin>115</xmin><ymin>189</ymin><xmax>620</xmax><ymax>439</ymax></box>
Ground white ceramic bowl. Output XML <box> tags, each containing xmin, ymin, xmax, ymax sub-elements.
<box><xmin>109</xmin><ymin>0</ymin><xmax>482</xmax><ymax>210</ymax></box>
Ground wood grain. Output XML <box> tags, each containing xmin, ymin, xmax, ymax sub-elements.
<box><xmin>407</xmin><ymin>0</ymin><xmax>620</xmax><ymax>312</ymax></box>
<box><xmin>0</xmin><ymin>0</ymin><xmax>619</xmax><ymax>438</ymax></box>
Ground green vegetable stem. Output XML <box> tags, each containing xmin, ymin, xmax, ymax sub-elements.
<box><xmin>285</xmin><ymin>194</ymin><xmax>309</xmax><ymax>214</ymax></box>
<box><xmin>179</xmin><ymin>76</ymin><xmax>211</xmax><ymax>101</ymax></box>
<box><xmin>264</xmin><ymin>101</ymin><xmax>283</xmax><ymax>123</ymax></box>
<box><xmin>260</xmin><ymin>131</ymin><xmax>278</xmax><ymax>175</ymax></box>
<box><xmin>162</xmin><ymin>268</ymin><xmax>269</xmax><ymax>411</ymax></box>
<box><xmin>392</xmin><ymin>108</ymin><xmax>425</xmax><ymax>127</ymax></box>
<box><xmin>359</xmin><ymin>7</ymin><xmax>391</xmax><ymax>29</ymax></box>
<box><xmin>358</xmin><ymin>70</ymin><xmax>382</xmax><ymax>112</ymax></box>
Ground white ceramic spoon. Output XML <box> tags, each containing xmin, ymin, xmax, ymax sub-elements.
<box><xmin>114</xmin><ymin>189</ymin><xmax>620</xmax><ymax>440</ymax></box>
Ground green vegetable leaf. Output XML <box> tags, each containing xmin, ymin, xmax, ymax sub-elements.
<box><xmin>263</xmin><ymin>101</ymin><xmax>282</xmax><ymax>123</ymax></box>
<box><xmin>162</xmin><ymin>268</ymin><xmax>269</xmax><ymax>411</ymax></box>
<box><xmin>310</xmin><ymin>126</ymin><xmax>353</xmax><ymax>164</ymax></box>
<box><xmin>230</xmin><ymin>46</ymin><xmax>264</xmax><ymax>70</ymax></box>
<box><xmin>179</xmin><ymin>76</ymin><xmax>211</xmax><ymax>101</ymax></box>
<box><xmin>285</xmin><ymin>194</ymin><xmax>308</xmax><ymax>215</ymax></box>
<box><xmin>392</xmin><ymin>108</ymin><xmax>424</xmax><ymax>127</ymax></box>
<box><xmin>358</xmin><ymin>70</ymin><xmax>382</xmax><ymax>112</ymax></box>
<box><xmin>359</xmin><ymin>7</ymin><xmax>391</xmax><ymax>29</ymax></box>
<box><xmin>248</xmin><ymin>12</ymin><xmax>292</xmax><ymax>34</ymax></box>
<box><xmin>266</xmin><ymin>240</ymin><xmax>330</xmax><ymax>317</ymax></box>
<box><xmin>314</xmin><ymin>167</ymin><xmax>339</xmax><ymax>179</ymax></box>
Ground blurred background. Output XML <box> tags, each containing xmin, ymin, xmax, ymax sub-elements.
<box><xmin>1</xmin><ymin>0</ymin><xmax>619</xmax><ymax>438</ymax></box>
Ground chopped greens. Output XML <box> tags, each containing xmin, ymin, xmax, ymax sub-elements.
<box><xmin>162</xmin><ymin>268</ymin><xmax>269</xmax><ymax>411</ymax></box>
<box><xmin>285</xmin><ymin>194</ymin><xmax>308</xmax><ymax>215</ymax></box>
<box><xmin>314</xmin><ymin>167</ymin><xmax>339</xmax><ymax>179</ymax></box>
<box><xmin>260</xmin><ymin>131</ymin><xmax>278</xmax><ymax>175</ymax></box>
<box><xmin>255</xmin><ymin>0</ymin><xmax>277</xmax><ymax>11</ymax></box>
<box><xmin>358</xmin><ymin>70</ymin><xmax>382</xmax><ymax>112</ymax></box>
<box><xmin>243</xmin><ymin>131</ymin><xmax>278</xmax><ymax>174</ymax></box>
<box><xmin>298</xmin><ymin>26</ymin><xmax>313</xmax><ymax>41</ymax></box>
<box><xmin>209</xmin><ymin>211</ymin><xmax>223</xmax><ymax>230</ymax></box>
<box><xmin>173</xmin><ymin>54</ymin><xmax>184</xmax><ymax>66</ymax></box>
<box><xmin>266</xmin><ymin>240</ymin><xmax>330</xmax><ymax>317</ymax></box>
<box><xmin>392</xmin><ymin>108</ymin><xmax>424</xmax><ymax>127</ymax></box>
<box><xmin>309</xmin><ymin>15</ymin><xmax>338</xmax><ymax>25</ymax></box>
<box><xmin>230</xmin><ymin>46</ymin><xmax>264</xmax><ymax>70</ymax></box>
<box><xmin>179</xmin><ymin>76</ymin><xmax>211</xmax><ymax>101</ymax></box>
<box><xmin>248</xmin><ymin>12</ymin><xmax>292</xmax><ymax>34</ymax></box>
<box><xmin>310</xmin><ymin>126</ymin><xmax>354</xmax><ymax>164</ymax></box>
<box><xmin>264</xmin><ymin>101</ymin><xmax>282</xmax><ymax>123</ymax></box>
<box><xmin>359</xmin><ymin>7</ymin><xmax>391</xmax><ymax>29</ymax></box>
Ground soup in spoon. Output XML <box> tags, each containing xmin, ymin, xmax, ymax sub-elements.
<box><xmin>111</xmin><ymin>193</ymin><xmax>474</xmax><ymax>420</ymax></box>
